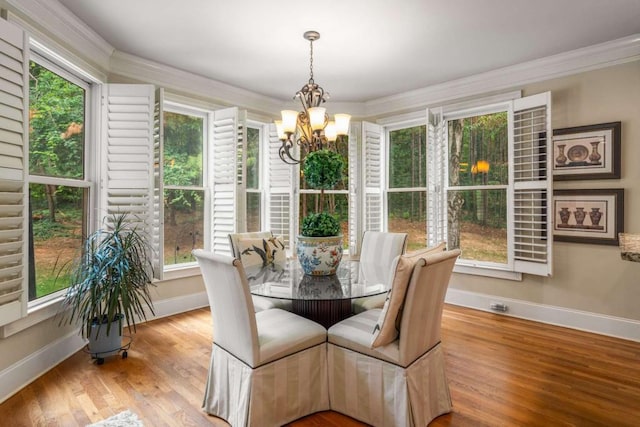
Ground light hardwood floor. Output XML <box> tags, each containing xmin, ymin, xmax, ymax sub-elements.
<box><xmin>1</xmin><ymin>304</ymin><xmax>639</xmax><ymax>426</ymax></box>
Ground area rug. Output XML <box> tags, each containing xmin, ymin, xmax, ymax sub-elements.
<box><xmin>86</xmin><ymin>410</ymin><xmax>144</xmax><ymax>427</ymax></box>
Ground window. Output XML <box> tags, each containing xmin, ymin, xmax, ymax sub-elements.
<box><xmin>346</xmin><ymin>94</ymin><xmax>550</xmax><ymax>276</ymax></box>
<box><xmin>446</xmin><ymin>111</ymin><xmax>508</xmax><ymax>264</ymax></box>
<box><xmin>426</xmin><ymin>92</ymin><xmax>553</xmax><ymax>276</ymax></box>
<box><xmin>163</xmin><ymin>107</ymin><xmax>206</xmax><ymax>266</ymax></box>
<box><xmin>386</xmin><ymin>124</ymin><xmax>427</xmax><ymax>250</ymax></box>
<box><xmin>28</xmin><ymin>57</ymin><xmax>90</xmax><ymax>302</ymax></box>
<box><xmin>246</xmin><ymin>125</ymin><xmax>262</xmax><ymax>232</ymax></box>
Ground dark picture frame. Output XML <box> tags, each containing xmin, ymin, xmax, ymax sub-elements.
<box><xmin>552</xmin><ymin>122</ymin><xmax>621</xmax><ymax>180</ymax></box>
<box><xmin>552</xmin><ymin>189</ymin><xmax>624</xmax><ymax>245</ymax></box>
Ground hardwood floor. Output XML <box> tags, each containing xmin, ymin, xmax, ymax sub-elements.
<box><xmin>1</xmin><ymin>304</ymin><xmax>639</xmax><ymax>426</ymax></box>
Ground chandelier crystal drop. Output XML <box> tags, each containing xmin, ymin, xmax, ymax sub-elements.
<box><xmin>275</xmin><ymin>30</ymin><xmax>351</xmax><ymax>164</ymax></box>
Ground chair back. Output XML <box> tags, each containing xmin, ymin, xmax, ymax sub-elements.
<box><xmin>358</xmin><ymin>231</ymin><xmax>408</xmax><ymax>286</ymax></box>
<box><xmin>228</xmin><ymin>231</ymin><xmax>273</xmax><ymax>258</ymax></box>
<box><xmin>193</xmin><ymin>249</ymin><xmax>259</xmax><ymax>366</ymax></box>
<box><xmin>398</xmin><ymin>249</ymin><xmax>460</xmax><ymax>365</ymax></box>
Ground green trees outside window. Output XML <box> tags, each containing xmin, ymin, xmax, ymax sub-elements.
<box><xmin>163</xmin><ymin>110</ymin><xmax>205</xmax><ymax>266</ymax></box>
<box><xmin>28</xmin><ymin>60</ymin><xmax>87</xmax><ymax>301</ymax></box>
<box><xmin>386</xmin><ymin>115</ymin><xmax>507</xmax><ymax>262</ymax></box>
<box><xmin>387</xmin><ymin>125</ymin><xmax>427</xmax><ymax>250</ymax></box>
<box><xmin>448</xmin><ymin>112</ymin><xmax>508</xmax><ymax>263</ymax></box>
<box><xmin>246</xmin><ymin>126</ymin><xmax>261</xmax><ymax>232</ymax></box>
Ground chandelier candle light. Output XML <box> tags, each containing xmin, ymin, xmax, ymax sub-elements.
<box><xmin>275</xmin><ymin>31</ymin><xmax>351</xmax><ymax>164</ymax></box>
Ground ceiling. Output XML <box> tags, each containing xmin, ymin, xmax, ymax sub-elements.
<box><xmin>57</xmin><ymin>0</ymin><xmax>640</xmax><ymax>103</ymax></box>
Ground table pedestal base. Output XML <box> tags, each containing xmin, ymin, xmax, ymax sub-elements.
<box><xmin>292</xmin><ymin>299</ymin><xmax>352</xmax><ymax>329</ymax></box>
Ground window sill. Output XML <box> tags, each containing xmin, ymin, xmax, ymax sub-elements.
<box><xmin>0</xmin><ymin>264</ymin><xmax>202</xmax><ymax>338</ymax></box>
<box><xmin>453</xmin><ymin>264</ymin><xmax>522</xmax><ymax>281</ymax></box>
<box><xmin>1</xmin><ymin>295</ymin><xmax>64</xmax><ymax>338</ymax></box>
<box><xmin>162</xmin><ymin>264</ymin><xmax>201</xmax><ymax>281</ymax></box>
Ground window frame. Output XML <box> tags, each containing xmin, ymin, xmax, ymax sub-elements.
<box><xmin>377</xmin><ymin>92</ymin><xmax>550</xmax><ymax>280</ymax></box>
<box><xmin>27</xmin><ymin>52</ymin><xmax>94</xmax><ymax>309</ymax></box>
<box><xmin>161</xmin><ymin>101</ymin><xmax>209</xmax><ymax>271</ymax></box>
<box><xmin>443</xmin><ymin>103</ymin><xmax>513</xmax><ymax>271</ymax></box>
<box><xmin>245</xmin><ymin>121</ymin><xmax>265</xmax><ymax>233</ymax></box>
<box><xmin>384</xmin><ymin>119</ymin><xmax>428</xmax><ymax>244</ymax></box>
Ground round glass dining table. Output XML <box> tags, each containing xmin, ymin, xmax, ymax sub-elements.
<box><xmin>245</xmin><ymin>259</ymin><xmax>387</xmax><ymax>328</ymax></box>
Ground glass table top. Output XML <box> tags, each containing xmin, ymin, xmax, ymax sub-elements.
<box><xmin>246</xmin><ymin>259</ymin><xmax>388</xmax><ymax>301</ymax></box>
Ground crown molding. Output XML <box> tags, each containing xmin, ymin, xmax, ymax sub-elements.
<box><xmin>365</xmin><ymin>34</ymin><xmax>640</xmax><ymax>119</ymax></box>
<box><xmin>4</xmin><ymin>0</ymin><xmax>113</xmax><ymax>73</ymax></box>
<box><xmin>110</xmin><ymin>50</ymin><xmax>288</xmax><ymax>118</ymax></box>
<box><xmin>4</xmin><ymin>0</ymin><xmax>638</xmax><ymax>121</ymax></box>
<box><xmin>110</xmin><ymin>51</ymin><xmax>369</xmax><ymax>119</ymax></box>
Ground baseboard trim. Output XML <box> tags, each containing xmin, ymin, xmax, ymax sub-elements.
<box><xmin>145</xmin><ymin>291</ymin><xmax>209</xmax><ymax>322</ymax></box>
<box><xmin>445</xmin><ymin>288</ymin><xmax>640</xmax><ymax>342</ymax></box>
<box><xmin>0</xmin><ymin>291</ymin><xmax>209</xmax><ymax>404</ymax></box>
<box><xmin>0</xmin><ymin>331</ymin><xmax>86</xmax><ymax>405</ymax></box>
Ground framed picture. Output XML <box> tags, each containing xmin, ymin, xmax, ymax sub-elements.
<box><xmin>553</xmin><ymin>189</ymin><xmax>624</xmax><ymax>245</ymax></box>
<box><xmin>552</xmin><ymin>122</ymin><xmax>621</xmax><ymax>180</ymax></box>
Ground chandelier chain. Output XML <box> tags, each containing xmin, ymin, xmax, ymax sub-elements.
<box><xmin>309</xmin><ymin>38</ymin><xmax>314</xmax><ymax>82</ymax></box>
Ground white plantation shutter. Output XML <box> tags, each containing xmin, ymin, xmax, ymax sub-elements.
<box><xmin>236</xmin><ymin>111</ymin><xmax>247</xmax><ymax>232</ymax></box>
<box><xmin>0</xmin><ymin>180</ymin><xmax>25</xmax><ymax>326</ymax></box>
<box><xmin>266</xmin><ymin>123</ymin><xmax>294</xmax><ymax>248</ymax></box>
<box><xmin>210</xmin><ymin>107</ymin><xmax>244</xmax><ymax>254</ymax></box>
<box><xmin>152</xmin><ymin>88</ymin><xmax>164</xmax><ymax>279</ymax></box>
<box><xmin>348</xmin><ymin>122</ymin><xmax>361</xmax><ymax>255</ymax></box>
<box><xmin>101</xmin><ymin>84</ymin><xmax>155</xmax><ymax>247</ymax></box>
<box><xmin>0</xmin><ymin>20</ymin><xmax>29</xmax><ymax>326</ymax></box>
<box><xmin>362</xmin><ymin>122</ymin><xmax>383</xmax><ymax>233</ymax></box>
<box><xmin>426</xmin><ymin>108</ymin><xmax>447</xmax><ymax>247</ymax></box>
<box><xmin>509</xmin><ymin>92</ymin><xmax>553</xmax><ymax>276</ymax></box>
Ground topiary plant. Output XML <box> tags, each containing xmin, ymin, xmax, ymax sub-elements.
<box><xmin>301</xmin><ymin>212</ymin><xmax>341</xmax><ymax>237</ymax></box>
<box><xmin>303</xmin><ymin>149</ymin><xmax>344</xmax><ymax>189</ymax></box>
<box><xmin>301</xmin><ymin>149</ymin><xmax>345</xmax><ymax>237</ymax></box>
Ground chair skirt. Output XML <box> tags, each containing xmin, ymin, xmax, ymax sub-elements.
<box><xmin>328</xmin><ymin>343</ymin><xmax>451</xmax><ymax>427</ymax></box>
<box><xmin>204</xmin><ymin>342</ymin><xmax>329</xmax><ymax>427</ymax></box>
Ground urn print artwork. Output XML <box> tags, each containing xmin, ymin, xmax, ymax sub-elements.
<box><xmin>553</xmin><ymin>189</ymin><xmax>624</xmax><ymax>245</ymax></box>
<box><xmin>552</xmin><ymin>122</ymin><xmax>620</xmax><ymax>180</ymax></box>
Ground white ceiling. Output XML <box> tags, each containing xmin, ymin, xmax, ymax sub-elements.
<box><xmin>57</xmin><ymin>0</ymin><xmax>640</xmax><ymax>103</ymax></box>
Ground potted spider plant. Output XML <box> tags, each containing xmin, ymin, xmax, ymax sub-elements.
<box><xmin>58</xmin><ymin>213</ymin><xmax>155</xmax><ymax>360</ymax></box>
<box><xmin>297</xmin><ymin>149</ymin><xmax>345</xmax><ymax>275</ymax></box>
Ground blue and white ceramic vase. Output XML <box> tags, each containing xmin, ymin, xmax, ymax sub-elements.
<box><xmin>296</xmin><ymin>235</ymin><xmax>343</xmax><ymax>276</ymax></box>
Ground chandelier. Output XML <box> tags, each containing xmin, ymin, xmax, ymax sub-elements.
<box><xmin>275</xmin><ymin>31</ymin><xmax>351</xmax><ymax>164</ymax></box>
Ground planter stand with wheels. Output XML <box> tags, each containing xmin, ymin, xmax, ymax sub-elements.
<box><xmin>84</xmin><ymin>335</ymin><xmax>132</xmax><ymax>365</ymax></box>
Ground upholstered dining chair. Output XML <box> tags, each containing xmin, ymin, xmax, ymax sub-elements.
<box><xmin>228</xmin><ymin>231</ymin><xmax>290</xmax><ymax>311</ymax></box>
<box><xmin>352</xmin><ymin>239</ymin><xmax>447</xmax><ymax>314</ymax></box>
<box><xmin>193</xmin><ymin>249</ymin><xmax>329</xmax><ymax>427</ymax></box>
<box><xmin>351</xmin><ymin>231</ymin><xmax>408</xmax><ymax>314</ymax></box>
<box><xmin>327</xmin><ymin>249</ymin><xmax>461</xmax><ymax>427</ymax></box>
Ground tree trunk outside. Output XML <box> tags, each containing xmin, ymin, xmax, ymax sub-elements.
<box><xmin>169</xmin><ymin>205</ymin><xmax>177</xmax><ymax>226</ymax></box>
<box><xmin>448</xmin><ymin>120</ymin><xmax>463</xmax><ymax>249</ymax></box>
<box><xmin>45</xmin><ymin>184</ymin><xmax>57</xmax><ymax>222</ymax></box>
